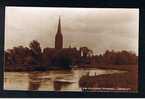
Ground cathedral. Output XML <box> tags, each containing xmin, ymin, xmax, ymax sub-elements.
<box><xmin>42</xmin><ymin>17</ymin><xmax>82</xmax><ymax>66</ymax></box>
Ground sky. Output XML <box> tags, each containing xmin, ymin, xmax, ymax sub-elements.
<box><xmin>5</xmin><ymin>7</ymin><xmax>139</xmax><ymax>55</ymax></box>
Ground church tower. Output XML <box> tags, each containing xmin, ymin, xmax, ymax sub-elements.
<box><xmin>55</xmin><ymin>17</ymin><xmax>63</xmax><ymax>49</ymax></box>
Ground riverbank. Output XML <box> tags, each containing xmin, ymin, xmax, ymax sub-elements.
<box><xmin>5</xmin><ymin>65</ymin><xmax>72</xmax><ymax>72</ymax></box>
<box><xmin>79</xmin><ymin>64</ymin><xmax>138</xmax><ymax>92</ymax></box>
<box><xmin>5</xmin><ymin>64</ymin><xmax>137</xmax><ymax>72</ymax></box>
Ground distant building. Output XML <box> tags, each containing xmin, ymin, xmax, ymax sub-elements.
<box><xmin>42</xmin><ymin>17</ymin><xmax>84</xmax><ymax>66</ymax></box>
<box><xmin>55</xmin><ymin>17</ymin><xmax>63</xmax><ymax>49</ymax></box>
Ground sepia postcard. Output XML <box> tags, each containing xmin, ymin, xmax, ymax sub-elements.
<box><xmin>4</xmin><ymin>7</ymin><xmax>139</xmax><ymax>92</ymax></box>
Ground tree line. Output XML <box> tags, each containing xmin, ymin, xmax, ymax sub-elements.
<box><xmin>91</xmin><ymin>50</ymin><xmax>138</xmax><ymax>65</ymax></box>
<box><xmin>5</xmin><ymin>40</ymin><xmax>138</xmax><ymax>71</ymax></box>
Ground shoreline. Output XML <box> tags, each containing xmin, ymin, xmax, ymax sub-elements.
<box><xmin>5</xmin><ymin>64</ymin><xmax>137</xmax><ymax>72</ymax></box>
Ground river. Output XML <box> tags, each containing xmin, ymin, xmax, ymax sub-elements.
<box><xmin>4</xmin><ymin>68</ymin><xmax>125</xmax><ymax>91</ymax></box>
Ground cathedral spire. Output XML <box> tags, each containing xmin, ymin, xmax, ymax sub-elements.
<box><xmin>57</xmin><ymin>16</ymin><xmax>61</xmax><ymax>34</ymax></box>
<box><xmin>55</xmin><ymin>16</ymin><xmax>63</xmax><ymax>49</ymax></box>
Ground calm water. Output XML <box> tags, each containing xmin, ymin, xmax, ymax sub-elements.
<box><xmin>4</xmin><ymin>68</ymin><xmax>125</xmax><ymax>91</ymax></box>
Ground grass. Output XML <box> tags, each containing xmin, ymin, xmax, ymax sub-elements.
<box><xmin>79</xmin><ymin>64</ymin><xmax>138</xmax><ymax>92</ymax></box>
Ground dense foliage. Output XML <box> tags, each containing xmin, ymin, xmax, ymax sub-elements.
<box><xmin>5</xmin><ymin>40</ymin><xmax>138</xmax><ymax>70</ymax></box>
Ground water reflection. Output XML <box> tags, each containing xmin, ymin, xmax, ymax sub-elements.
<box><xmin>28</xmin><ymin>72</ymin><xmax>42</xmax><ymax>90</ymax></box>
<box><xmin>4</xmin><ymin>68</ymin><xmax>125</xmax><ymax>91</ymax></box>
<box><xmin>53</xmin><ymin>81</ymin><xmax>73</xmax><ymax>91</ymax></box>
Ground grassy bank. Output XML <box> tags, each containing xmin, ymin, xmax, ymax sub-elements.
<box><xmin>79</xmin><ymin>64</ymin><xmax>138</xmax><ymax>92</ymax></box>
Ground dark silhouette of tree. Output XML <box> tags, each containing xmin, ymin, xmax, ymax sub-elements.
<box><xmin>115</xmin><ymin>50</ymin><xmax>138</xmax><ymax>65</ymax></box>
<box><xmin>79</xmin><ymin>47</ymin><xmax>93</xmax><ymax>64</ymax></box>
<box><xmin>5</xmin><ymin>51</ymin><xmax>12</xmax><ymax>65</ymax></box>
<box><xmin>103</xmin><ymin>50</ymin><xmax>116</xmax><ymax>64</ymax></box>
<box><xmin>92</xmin><ymin>50</ymin><xmax>138</xmax><ymax>65</ymax></box>
<box><xmin>6</xmin><ymin>46</ymin><xmax>31</xmax><ymax>65</ymax></box>
<box><xmin>29</xmin><ymin>40</ymin><xmax>42</xmax><ymax>65</ymax></box>
<box><xmin>42</xmin><ymin>48</ymin><xmax>57</xmax><ymax>67</ymax></box>
<box><xmin>91</xmin><ymin>54</ymin><xmax>104</xmax><ymax>65</ymax></box>
<box><xmin>5</xmin><ymin>39</ymin><xmax>138</xmax><ymax>71</ymax></box>
<box><xmin>80</xmin><ymin>47</ymin><xmax>93</xmax><ymax>57</ymax></box>
<box><xmin>53</xmin><ymin>50</ymin><xmax>72</xmax><ymax>68</ymax></box>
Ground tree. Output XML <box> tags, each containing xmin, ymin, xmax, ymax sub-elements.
<box><xmin>102</xmin><ymin>50</ymin><xmax>138</xmax><ymax>65</ymax></box>
<box><xmin>79</xmin><ymin>47</ymin><xmax>93</xmax><ymax>64</ymax></box>
<box><xmin>29</xmin><ymin>40</ymin><xmax>42</xmax><ymax>65</ymax></box>
<box><xmin>80</xmin><ymin>47</ymin><xmax>93</xmax><ymax>57</ymax></box>
<box><xmin>53</xmin><ymin>50</ymin><xmax>72</xmax><ymax>68</ymax></box>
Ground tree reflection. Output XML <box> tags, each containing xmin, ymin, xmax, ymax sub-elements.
<box><xmin>53</xmin><ymin>80</ymin><xmax>73</xmax><ymax>91</ymax></box>
<box><xmin>28</xmin><ymin>72</ymin><xmax>42</xmax><ymax>91</ymax></box>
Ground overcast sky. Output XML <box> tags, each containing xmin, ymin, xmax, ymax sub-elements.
<box><xmin>5</xmin><ymin>7</ymin><xmax>139</xmax><ymax>55</ymax></box>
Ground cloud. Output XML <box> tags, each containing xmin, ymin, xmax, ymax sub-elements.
<box><xmin>5</xmin><ymin>7</ymin><xmax>139</xmax><ymax>55</ymax></box>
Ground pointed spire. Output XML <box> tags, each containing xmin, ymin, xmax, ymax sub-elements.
<box><xmin>55</xmin><ymin>16</ymin><xmax>63</xmax><ymax>49</ymax></box>
<box><xmin>57</xmin><ymin>16</ymin><xmax>61</xmax><ymax>34</ymax></box>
